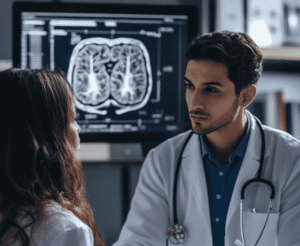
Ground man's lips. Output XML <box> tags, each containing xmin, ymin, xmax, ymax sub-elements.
<box><xmin>190</xmin><ymin>114</ymin><xmax>208</xmax><ymax>119</ymax></box>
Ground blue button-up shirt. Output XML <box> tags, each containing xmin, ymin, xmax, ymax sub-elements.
<box><xmin>199</xmin><ymin>118</ymin><xmax>251</xmax><ymax>246</ymax></box>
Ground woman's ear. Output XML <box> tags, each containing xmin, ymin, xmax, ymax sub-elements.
<box><xmin>239</xmin><ymin>84</ymin><xmax>257</xmax><ymax>108</ymax></box>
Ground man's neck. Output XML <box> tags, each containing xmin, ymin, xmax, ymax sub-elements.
<box><xmin>204</xmin><ymin>113</ymin><xmax>248</xmax><ymax>166</ymax></box>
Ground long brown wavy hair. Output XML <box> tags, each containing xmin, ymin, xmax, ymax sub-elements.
<box><xmin>0</xmin><ymin>68</ymin><xmax>105</xmax><ymax>246</ymax></box>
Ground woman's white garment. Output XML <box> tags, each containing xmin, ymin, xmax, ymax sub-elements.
<box><xmin>1</xmin><ymin>202</ymin><xmax>94</xmax><ymax>246</ymax></box>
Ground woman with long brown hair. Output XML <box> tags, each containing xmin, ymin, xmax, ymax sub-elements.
<box><xmin>0</xmin><ymin>68</ymin><xmax>105</xmax><ymax>246</ymax></box>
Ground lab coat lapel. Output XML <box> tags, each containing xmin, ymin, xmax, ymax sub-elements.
<box><xmin>226</xmin><ymin>113</ymin><xmax>271</xmax><ymax>232</ymax></box>
<box><xmin>181</xmin><ymin>134</ymin><xmax>212</xmax><ymax>240</ymax></box>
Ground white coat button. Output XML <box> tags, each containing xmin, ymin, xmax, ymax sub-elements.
<box><xmin>216</xmin><ymin>194</ymin><xmax>221</xmax><ymax>199</ymax></box>
<box><xmin>219</xmin><ymin>171</ymin><xmax>224</xmax><ymax>176</ymax></box>
<box><xmin>215</xmin><ymin>218</ymin><xmax>219</xmax><ymax>222</ymax></box>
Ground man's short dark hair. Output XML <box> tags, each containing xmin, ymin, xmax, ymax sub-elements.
<box><xmin>186</xmin><ymin>31</ymin><xmax>263</xmax><ymax>95</ymax></box>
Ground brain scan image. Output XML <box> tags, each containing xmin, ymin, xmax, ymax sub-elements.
<box><xmin>67</xmin><ymin>37</ymin><xmax>153</xmax><ymax>115</ymax></box>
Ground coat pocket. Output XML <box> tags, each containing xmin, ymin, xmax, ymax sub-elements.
<box><xmin>243</xmin><ymin>211</ymin><xmax>279</xmax><ymax>246</ymax></box>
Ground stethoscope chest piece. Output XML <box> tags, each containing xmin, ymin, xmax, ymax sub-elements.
<box><xmin>168</xmin><ymin>224</ymin><xmax>186</xmax><ymax>244</ymax></box>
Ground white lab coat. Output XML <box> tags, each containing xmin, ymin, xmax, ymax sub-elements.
<box><xmin>113</xmin><ymin>112</ymin><xmax>300</xmax><ymax>246</ymax></box>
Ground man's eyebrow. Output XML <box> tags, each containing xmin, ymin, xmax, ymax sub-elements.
<box><xmin>183</xmin><ymin>77</ymin><xmax>193</xmax><ymax>83</ymax></box>
<box><xmin>183</xmin><ymin>77</ymin><xmax>223</xmax><ymax>87</ymax></box>
<box><xmin>203</xmin><ymin>81</ymin><xmax>223</xmax><ymax>87</ymax></box>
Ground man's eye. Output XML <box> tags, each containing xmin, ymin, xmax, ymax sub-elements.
<box><xmin>204</xmin><ymin>86</ymin><xmax>219</xmax><ymax>93</ymax></box>
<box><xmin>184</xmin><ymin>83</ymin><xmax>194</xmax><ymax>89</ymax></box>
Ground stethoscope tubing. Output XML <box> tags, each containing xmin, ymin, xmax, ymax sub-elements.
<box><xmin>172</xmin><ymin>131</ymin><xmax>194</xmax><ymax>225</ymax></box>
<box><xmin>240</xmin><ymin>116</ymin><xmax>275</xmax><ymax>200</ymax></box>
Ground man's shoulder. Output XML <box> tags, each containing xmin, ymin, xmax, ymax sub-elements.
<box><xmin>263</xmin><ymin>125</ymin><xmax>300</xmax><ymax>143</ymax></box>
<box><xmin>263</xmin><ymin>124</ymin><xmax>300</xmax><ymax>153</ymax></box>
<box><xmin>153</xmin><ymin>130</ymin><xmax>193</xmax><ymax>153</ymax></box>
<box><xmin>143</xmin><ymin>130</ymin><xmax>194</xmax><ymax>170</ymax></box>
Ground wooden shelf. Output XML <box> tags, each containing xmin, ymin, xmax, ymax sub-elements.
<box><xmin>260</xmin><ymin>46</ymin><xmax>300</xmax><ymax>61</ymax></box>
<box><xmin>259</xmin><ymin>47</ymin><xmax>300</xmax><ymax>72</ymax></box>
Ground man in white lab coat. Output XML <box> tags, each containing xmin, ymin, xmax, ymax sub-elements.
<box><xmin>113</xmin><ymin>31</ymin><xmax>300</xmax><ymax>246</ymax></box>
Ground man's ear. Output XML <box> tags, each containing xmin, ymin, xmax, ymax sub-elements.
<box><xmin>239</xmin><ymin>84</ymin><xmax>257</xmax><ymax>108</ymax></box>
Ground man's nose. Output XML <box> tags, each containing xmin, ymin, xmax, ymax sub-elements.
<box><xmin>190</xmin><ymin>93</ymin><xmax>205</xmax><ymax>109</ymax></box>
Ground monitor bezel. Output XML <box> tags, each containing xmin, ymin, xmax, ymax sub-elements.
<box><xmin>13</xmin><ymin>1</ymin><xmax>198</xmax><ymax>145</ymax></box>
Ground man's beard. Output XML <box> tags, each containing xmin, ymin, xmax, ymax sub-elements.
<box><xmin>191</xmin><ymin>97</ymin><xmax>239</xmax><ymax>136</ymax></box>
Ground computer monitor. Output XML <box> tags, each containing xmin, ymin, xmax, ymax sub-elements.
<box><xmin>13</xmin><ymin>2</ymin><xmax>198</xmax><ymax>153</ymax></box>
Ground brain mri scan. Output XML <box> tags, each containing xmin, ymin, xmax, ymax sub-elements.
<box><xmin>67</xmin><ymin>37</ymin><xmax>153</xmax><ymax>115</ymax></box>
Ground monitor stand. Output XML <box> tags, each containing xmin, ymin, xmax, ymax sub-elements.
<box><xmin>110</xmin><ymin>143</ymin><xmax>143</xmax><ymax>162</ymax></box>
<box><xmin>80</xmin><ymin>142</ymin><xmax>144</xmax><ymax>162</ymax></box>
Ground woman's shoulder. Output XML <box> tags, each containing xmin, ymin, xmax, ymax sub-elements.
<box><xmin>29</xmin><ymin>201</ymin><xmax>93</xmax><ymax>245</ymax></box>
<box><xmin>0</xmin><ymin>201</ymin><xmax>93</xmax><ymax>246</ymax></box>
<box><xmin>40</xmin><ymin>201</ymin><xmax>88</xmax><ymax>228</ymax></box>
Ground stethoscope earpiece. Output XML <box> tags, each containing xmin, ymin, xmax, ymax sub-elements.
<box><xmin>168</xmin><ymin>224</ymin><xmax>186</xmax><ymax>244</ymax></box>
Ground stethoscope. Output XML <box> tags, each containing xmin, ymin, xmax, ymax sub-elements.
<box><xmin>167</xmin><ymin>116</ymin><xmax>275</xmax><ymax>246</ymax></box>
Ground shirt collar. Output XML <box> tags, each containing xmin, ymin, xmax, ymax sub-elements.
<box><xmin>199</xmin><ymin>112</ymin><xmax>251</xmax><ymax>165</ymax></box>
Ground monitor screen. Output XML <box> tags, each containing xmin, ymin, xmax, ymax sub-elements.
<box><xmin>13</xmin><ymin>2</ymin><xmax>198</xmax><ymax>147</ymax></box>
